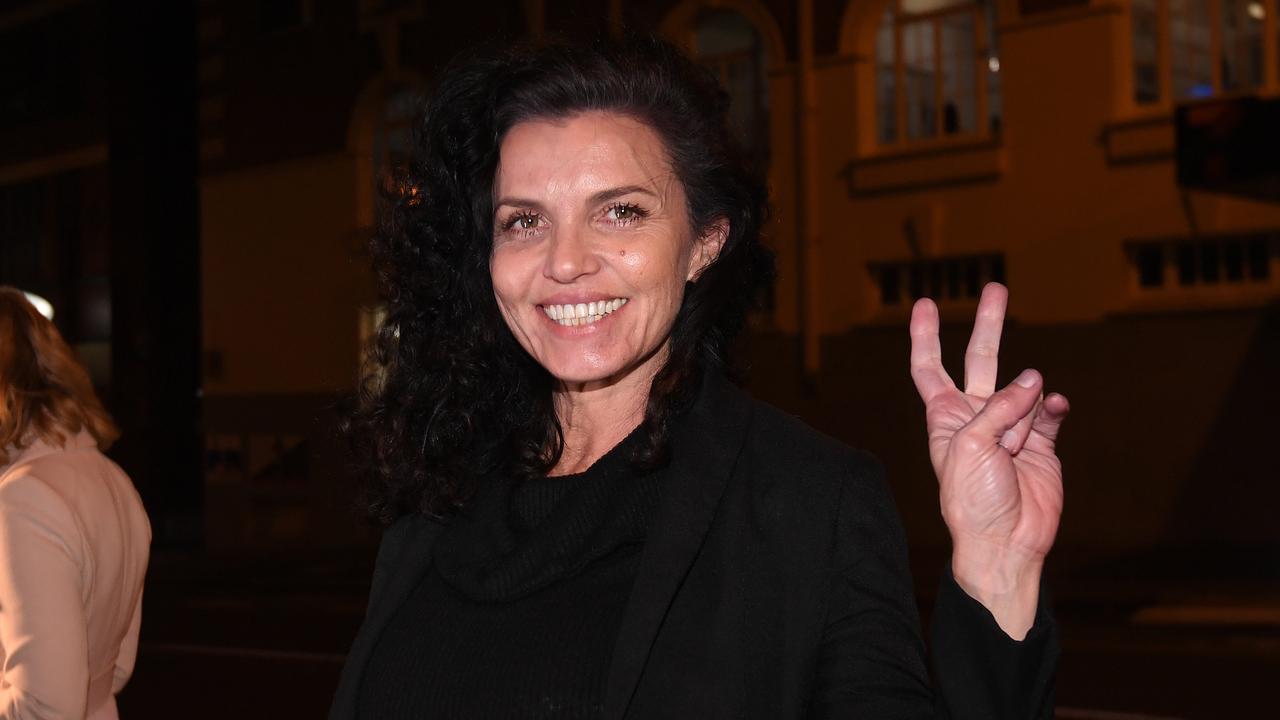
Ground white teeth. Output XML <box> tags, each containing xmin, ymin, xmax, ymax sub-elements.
<box><xmin>541</xmin><ymin>298</ymin><xmax>628</xmax><ymax>327</ymax></box>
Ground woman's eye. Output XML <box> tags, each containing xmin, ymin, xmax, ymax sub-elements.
<box><xmin>607</xmin><ymin>203</ymin><xmax>646</xmax><ymax>225</ymax></box>
<box><xmin>501</xmin><ymin>212</ymin><xmax>544</xmax><ymax>236</ymax></box>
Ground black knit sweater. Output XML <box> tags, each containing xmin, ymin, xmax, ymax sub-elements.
<box><xmin>357</xmin><ymin>431</ymin><xmax>664</xmax><ymax>719</ymax></box>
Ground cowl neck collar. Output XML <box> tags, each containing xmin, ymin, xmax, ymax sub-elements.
<box><xmin>432</xmin><ymin>425</ymin><xmax>664</xmax><ymax>602</ymax></box>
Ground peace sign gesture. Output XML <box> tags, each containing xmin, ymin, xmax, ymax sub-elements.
<box><xmin>909</xmin><ymin>283</ymin><xmax>1070</xmax><ymax>639</ymax></box>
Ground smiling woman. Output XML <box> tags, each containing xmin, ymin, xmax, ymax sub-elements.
<box><xmin>333</xmin><ymin>37</ymin><xmax>1068</xmax><ymax>720</ymax></box>
<box><xmin>489</xmin><ymin>113</ymin><xmax>727</xmax><ymax>464</ymax></box>
<box><xmin>344</xmin><ymin>39</ymin><xmax>771</xmax><ymax>520</ymax></box>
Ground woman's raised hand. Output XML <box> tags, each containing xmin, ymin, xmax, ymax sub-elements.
<box><xmin>908</xmin><ymin>283</ymin><xmax>1070</xmax><ymax>639</ymax></box>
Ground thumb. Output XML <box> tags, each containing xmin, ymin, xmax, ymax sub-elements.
<box><xmin>966</xmin><ymin>369</ymin><xmax>1043</xmax><ymax>442</ymax></box>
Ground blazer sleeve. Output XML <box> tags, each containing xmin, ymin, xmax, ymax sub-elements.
<box><xmin>807</xmin><ymin>454</ymin><xmax>935</xmax><ymax>719</ymax></box>
<box><xmin>807</xmin><ymin>455</ymin><xmax>1057</xmax><ymax>720</ymax></box>
<box><xmin>929</xmin><ymin>563</ymin><xmax>1058</xmax><ymax>719</ymax></box>
<box><xmin>0</xmin><ymin>476</ymin><xmax>90</xmax><ymax>720</ymax></box>
<box><xmin>111</xmin><ymin>591</ymin><xmax>143</xmax><ymax>694</ymax></box>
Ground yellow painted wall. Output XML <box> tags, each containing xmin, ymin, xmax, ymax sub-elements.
<box><xmin>201</xmin><ymin>152</ymin><xmax>371</xmax><ymax>395</ymax></box>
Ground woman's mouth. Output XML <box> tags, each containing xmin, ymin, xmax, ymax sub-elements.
<box><xmin>541</xmin><ymin>298</ymin><xmax>628</xmax><ymax>327</ymax></box>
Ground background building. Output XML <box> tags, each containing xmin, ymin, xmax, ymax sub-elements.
<box><xmin>192</xmin><ymin>0</ymin><xmax>1280</xmax><ymax>560</ymax></box>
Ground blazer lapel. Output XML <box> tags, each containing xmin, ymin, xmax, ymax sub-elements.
<box><xmin>604</xmin><ymin>373</ymin><xmax>754</xmax><ymax>720</ymax></box>
<box><xmin>329</xmin><ymin>514</ymin><xmax>445</xmax><ymax>720</ymax></box>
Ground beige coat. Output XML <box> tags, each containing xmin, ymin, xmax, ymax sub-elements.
<box><xmin>0</xmin><ymin>432</ymin><xmax>150</xmax><ymax>720</ymax></box>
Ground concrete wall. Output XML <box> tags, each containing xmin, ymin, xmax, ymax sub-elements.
<box><xmin>201</xmin><ymin>151</ymin><xmax>370</xmax><ymax>396</ymax></box>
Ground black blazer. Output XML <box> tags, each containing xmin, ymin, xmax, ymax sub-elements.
<box><xmin>330</xmin><ymin>373</ymin><xmax>1057</xmax><ymax>719</ymax></box>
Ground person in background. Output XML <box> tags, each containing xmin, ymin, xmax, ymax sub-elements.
<box><xmin>0</xmin><ymin>287</ymin><xmax>150</xmax><ymax>720</ymax></box>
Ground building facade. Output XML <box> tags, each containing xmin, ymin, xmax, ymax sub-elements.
<box><xmin>197</xmin><ymin>0</ymin><xmax>1280</xmax><ymax>557</ymax></box>
<box><xmin>3</xmin><ymin>0</ymin><xmax>1275</xmax><ymax>558</ymax></box>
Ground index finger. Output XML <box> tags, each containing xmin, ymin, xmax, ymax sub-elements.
<box><xmin>909</xmin><ymin>297</ymin><xmax>956</xmax><ymax>403</ymax></box>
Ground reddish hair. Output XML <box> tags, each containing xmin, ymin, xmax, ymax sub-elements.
<box><xmin>0</xmin><ymin>287</ymin><xmax>119</xmax><ymax>465</ymax></box>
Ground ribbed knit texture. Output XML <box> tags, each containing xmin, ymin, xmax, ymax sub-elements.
<box><xmin>357</xmin><ymin>430</ymin><xmax>664</xmax><ymax>719</ymax></box>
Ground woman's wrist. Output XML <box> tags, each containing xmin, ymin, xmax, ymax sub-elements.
<box><xmin>950</xmin><ymin>540</ymin><xmax>1044</xmax><ymax>641</ymax></box>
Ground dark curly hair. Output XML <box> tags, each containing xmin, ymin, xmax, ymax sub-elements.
<box><xmin>346</xmin><ymin>36</ymin><xmax>774</xmax><ymax>524</ymax></box>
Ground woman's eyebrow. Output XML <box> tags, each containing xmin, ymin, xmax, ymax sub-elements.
<box><xmin>588</xmin><ymin>185</ymin><xmax>658</xmax><ymax>204</ymax></box>
<box><xmin>493</xmin><ymin>197</ymin><xmax>546</xmax><ymax>212</ymax></box>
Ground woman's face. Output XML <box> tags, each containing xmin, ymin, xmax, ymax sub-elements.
<box><xmin>490</xmin><ymin>111</ymin><xmax>720</xmax><ymax>388</ymax></box>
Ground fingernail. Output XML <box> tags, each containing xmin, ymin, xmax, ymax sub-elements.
<box><xmin>999</xmin><ymin>429</ymin><xmax>1017</xmax><ymax>449</ymax></box>
<box><xmin>1015</xmin><ymin>369</ymin><xmax>1039</xmax><ymax>388</ymax></box>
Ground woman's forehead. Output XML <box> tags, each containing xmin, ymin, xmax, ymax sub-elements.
<box><xmin>494</xmin><ymin>111</ymin><xmax>676</xmax><ymax>200</ymax></box>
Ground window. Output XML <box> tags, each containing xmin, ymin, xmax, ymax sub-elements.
<box><xmin>871</xmin><ymin>254</ymin><xmax>1005</xmax><ymax>306</ymax></box>
<box><xmin>1130</xmin><ymin>233</ymin><xmax>1277</xmax><ymax>289</ymax></box>
<box><xmin>371</xmin><ymin>84</ymin><xmax>419</xmax><ymax>197</ymax></box>
<box><xmin>1132</xmin><ymin>0</ymin><xmax>1275</xmax><ymax>106</ymax></box>
<box><xmin>694</xmin><ymin>9</ymin><xmax>770</xmax><ymax>170</ymax></box>
<box><xmin>876</xmin><ymin>0</ymin><xmax>1001</xmax><ymax>145</ymax></box>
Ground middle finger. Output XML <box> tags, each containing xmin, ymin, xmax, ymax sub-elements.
<box><xmin>964</xmin><ymin>282</ymin><xmax>1008</xmax><ymax>397</ymax></box>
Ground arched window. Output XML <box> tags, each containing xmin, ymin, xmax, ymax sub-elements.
<box><xmin>371</xmin><ymin>83</ymin><xmax>418</xmax><ymax>193</ymax></box>
<box><xmin>693</xmin><ymin>8</ymin><xmax>771</xmax><ymax>169</ymax></box>
<box><xmin>1132</xmin><ymin>0</ymin><xmax>1272</xmax><ymax>106</ymax></box>
<box><xmin>875</xmin><ymin>0</ymin><xmax>1000</xmax><ymax>145</ymax></box>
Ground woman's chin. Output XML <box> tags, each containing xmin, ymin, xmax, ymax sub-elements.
<box><xmin>532</xmin><ymin>336</ymin><xmax>666</xmax><ymax>390</ymax></box>
<box><xmin>539</xmin><ymin>354</ymin><xmax>643</xmax><ymax>389</ymax></box>
<box><xmin>546</xmin><ymin>365</ymin><xmax>628</xmax><ymax>388</ymax></box>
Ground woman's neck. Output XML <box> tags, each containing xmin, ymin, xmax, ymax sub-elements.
<box><xmin>549</xmin><ymin>363</ymin><xmax>656</xmax><ymax>477</ymax></box>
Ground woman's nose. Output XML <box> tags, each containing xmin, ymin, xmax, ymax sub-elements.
<box><xmin>543</xmin><ymin>227</ymin><xmax>600</xmax><ymax>283</ymax></box>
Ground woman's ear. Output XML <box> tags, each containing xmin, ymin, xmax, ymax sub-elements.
<box><xmin>688</xmin><ymin>218</ymin><xmax>729</xmax><ymax>281</ymax></box>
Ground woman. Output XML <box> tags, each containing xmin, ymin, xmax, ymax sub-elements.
<box><xmin>0</xmin><ymin>288</ymin><xmax>151</xmax><ymax>720</ymax></box>
<box><xmin>333</xmin><ymin>38</ymin><xmax>1069</xmax><ymax>719</ymax></box>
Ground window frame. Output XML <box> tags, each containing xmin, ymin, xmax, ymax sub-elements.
<box><xmin>1129</xmin><ymin>0</ymin><xmax>1280</xmax><ymax>111</ymax></box>
<box><xmin>687</xmin><ymin>7</ymin><xmax>773</xmax><ymax>172</ymax></box>
<box><xmin>876</xmin><ymin>0</ymin><xmax>1000</xmax><ymax>150</ymax></box>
